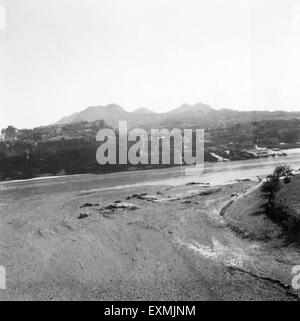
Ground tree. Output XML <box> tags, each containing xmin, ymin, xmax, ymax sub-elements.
<box><xmin>1</xmin><ymin>126</ymin><xmax>17</xmax><ymax>140</ymax></box>
<box><xmin>262</xmin><ymin>164</ymin><xmax>294</xmax><ymax>202</ymax></box>
<box><xmin>273</xmin><ymin>164</ymin><xmax>293</xmax><ymax>179</ymax></box>
<box><xmin>281</xmin><ymin>129</ymin><xmax>299</xmax><ymax>144</ymax></box>
<box><xmin>261</xmin><ymin>175</ymin><xmax>281</xmax><ymax>202</ymax></box>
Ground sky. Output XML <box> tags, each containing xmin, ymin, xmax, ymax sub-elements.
<box><xmin>1</xmin><ymin>0</ymin><xmax>300</xmax><ymax>129</ymax></box>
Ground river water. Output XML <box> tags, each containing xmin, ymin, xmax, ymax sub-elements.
<box><xmin>1</xmin><ymin>148</ymin><xmax>300</xmax><ymax>201</ymax></box>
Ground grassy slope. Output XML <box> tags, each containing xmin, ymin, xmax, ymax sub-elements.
<box><xmin>223</xmin><ymin>175</ymin><xmax>300</xmax><ymax>245</ymax></box>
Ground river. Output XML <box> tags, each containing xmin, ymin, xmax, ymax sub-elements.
<box><xmin>1</xmin><ymin>148</ymin><xmax>300</xmax><ymax>201</ymax></box>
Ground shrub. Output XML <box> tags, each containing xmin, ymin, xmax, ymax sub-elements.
<box><xmin>273</xmin><ymin>164</ymin><xmax>293</xmax><ymax>179</ymax></box>
<box><xmin>261</xmin><ymin>164</ymin><xmax>294</xmax><ymax>202</ymax></box>
<box><xmin>261</xmin><ymin>175</ymin><xmax>280</xmax><ymax>202</ymax></box>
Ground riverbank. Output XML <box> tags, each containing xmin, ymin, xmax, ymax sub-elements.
<box><xmin>1</xmin><ymin>176</ymin><xmax>299</xmax><ymax>301</ymax></box>
<box><xmin>1</xmin><ymin>137</ymin><xmax>297</xmax><ymax>182</ymax></box>
<box><xmin>223</xmin><ymin>174</ymin><xmax>300</xmax><ymax>244</ymax></box>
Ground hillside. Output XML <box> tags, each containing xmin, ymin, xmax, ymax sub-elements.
<box><xmin>56</xmin><ymin>104</ymin><xmax>161</xmax><ymax>128</ymax></box>
<box><xmin>0</xmin><ymin>118</ymin><xmax>299</xmax><ymax>181</ymax></box>
<box><xmin>133</xmin><ymin>107</ymin><xmax>154</xmax><ymax>114</ymax></box>
<box><xmin>223</xmin><ymin>174</ymin><xmax>300</xmax><ymax>245</ymax></box>
<box><xmin>56</xmin><ymin>103</ymin><xmax>300</xmax><ymax>129</ymax></box>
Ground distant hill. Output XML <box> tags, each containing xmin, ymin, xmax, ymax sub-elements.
<box><xmin>133</xmin><ymin>107</ymin><xmax>154</xmax><ymax>114</ymax></box>
<box><xmin>64</xmin><ymin>104</ymin><xmax>128</xmax><ymax>125</ymax></box>
<box><xmin>56</xmin><ymin>112</ymin><xmax>79</xmax><ymax>124</ymax></box>
<box><xmin>56</xmin><ymin>103</ymin><xmax>300</xmax><ymax>129</ymax></box>
<box><xmin>169</xmin><ymin>102</ymin><xmax>213</xmax><ymax>115</ymax></box>
<box><xmin>1</xmin><ymin>117</ymin><xmax>299</xmax><ymax>181</ymax></box>
<box><xmin>56</xmin><ymin>104</ymin><xmax>157</xmax><ymax>128</ymax></box>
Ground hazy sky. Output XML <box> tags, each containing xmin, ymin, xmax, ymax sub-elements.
<box><xmin>1</xmin><ymin>0</ymin><xmax>300</xmax><ymax>129</ymax></box>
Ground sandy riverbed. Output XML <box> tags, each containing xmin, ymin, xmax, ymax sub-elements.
<box><xmin>0</xmin><ymin>179</ymin><xmax>299</xmax><ymax>301</ymax></box>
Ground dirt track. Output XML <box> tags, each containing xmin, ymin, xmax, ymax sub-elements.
<box><xmin>0</xmin><ymin>180</ymin><xmax>299</xmax><ymax>301</ymax></box>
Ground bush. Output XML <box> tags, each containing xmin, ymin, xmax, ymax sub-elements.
<box><xmin>261</xmin><ymin>164</ymin><xmax>294</xmax><ymax>202</ymax></box>
<box><xmin>273</xmin><ymin>164</ymin><xmax>293</xmax><ymax>179</ymax></box>
<box><xmin>261</xmin><ymin>175</ymin><xmax>280</xmax><ymax>202</ymax></box>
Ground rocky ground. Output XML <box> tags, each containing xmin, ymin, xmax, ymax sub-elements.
<box><xmin>0</xmin><ymin>178</ymin><xmax>299</xmax><ymax>301</ymax></box>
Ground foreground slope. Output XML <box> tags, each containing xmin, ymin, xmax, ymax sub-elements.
<box><xmin>0</xmin><ymin>179</ymin><xmax>299</xmax><ymax>301</ymax></box>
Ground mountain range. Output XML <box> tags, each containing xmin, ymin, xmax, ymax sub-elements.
<box><xmin>56</xmin><ymin>103</ymin><xmax>300</xmax><ymax>129</ymax></box>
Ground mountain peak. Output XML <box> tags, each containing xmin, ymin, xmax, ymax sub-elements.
<box><xmin>172</xmin><ymin>103</ymin><xmax>213</xmax><ymax>114</ymax></box>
